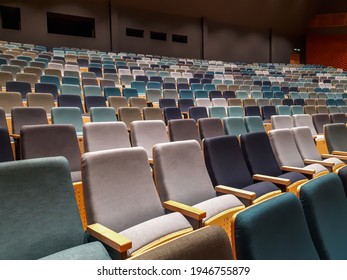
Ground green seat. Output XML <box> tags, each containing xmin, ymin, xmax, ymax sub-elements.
<box><xmin>40</xmin><ymin>75</ymin><xmax>60</xmax><ymax>89</ymax></box>
<box><xmin>104</xmin><ymin>87</ymin><xmax>121</xmax><ymax>99</ymax></box>
<box><xmin>299</xmin><ymin>173</ymin><xmax>347</xmax><ymax>259</ymax></box>
<box><xmin>130</xmin><ymin>81</ymin><xmax>146</xmax><ymax>96</ymax></box>
<box><xmin>244</xmin><ymin>116</ymin><xmax>265</xmax><ymax>133</ymax></box>
<box><xmin>290</xmin><ymin>105</ymin><xmax>304</xmax><ymax>115</ymax></box>
<box><xmin>232</xmin><ymin>193</ymin><xmax>320</xmax><ymax>260</ymax></box>
<box><xmin>324</xmin><ymin>123</ymin><xmax>347</xmax><ymax>153</ymax></box>
<box><xmin>0</xmin><ymin>156</ymin><xmax>111</xmax><ymax>260</ymax></box>
<box><xmin>223</xmin><ymin>117</ymin><xmax>247</xmax><ymax>137</ymax></box>
<box><xmin>277</xmin><ymin>105</ymin><xmax>291</xmax><ymax>116</ymax></box>
<box><xmin>209</xmin><ymin>107</ymin><xmax>227</xmax><ymax>119</ymax></box>
<box><xmin>83</xmin><ymin>85</ymin><xmax>102</xmax><ymax>97</ymax></box>
<box><xmin>51</xmin><ymin>107</ymin><xmax>83</xmax><ymax>135</ymax></box>
<box><xmin>90</xmin><ymin>107</ymin><xmax>117</xmax><ymax>122</ymax></box>
<box><xmin>60</xmin><ymin>84</ymin><xmax>81</xmax><ymax>96</ymax></box>
<box><xmin>227</xmin><ymin>106</ymin><xmax>244</xmax><ymax>117</ymax></box>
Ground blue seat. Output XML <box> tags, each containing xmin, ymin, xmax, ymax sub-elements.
<box><xmin>57</xmin><ymin>95</ymin><xmax>85</xmax><ymax>113</ymax></box>
<box><xmin>123</xmin><ymin>88</ymin><xmax>138</xmax><ymax>100</ymax></box>
<box><xmin>35</xmin><ymin>82</ymin><xmax>58</xmax><ymax>100</ymax></box>
<box><xmin>209</xmin><ymin>90</ymin><xmax>223</xmax><ymax>100</ymax></box>
<box><xmin>178</xmin><ymin>99</ymin><xmax>194</xmax><ymax>114</ymax></box>
<box><xmin>163</xmin><ymin>107</ymin><xmax>182</xmax><ymax>124</ymax></box>
<box><xmin>188</xmin><ymin>107</ymin><xmax>208</xmax><ymax>122</ymax></box>
<box><xmin>0</xmin><ymin>127</ymin><xmax>14</xmax><ymax>162</ymax></box>
<box><xmin>104</xmin><ymin>87</ymin><xmax>121</xmax><ymax>99</ymax></box>
<box><xmin>40</xmin><ymin>75</ymin><xmax>60</xmax><ymax>89</ymax></box>
<box><xmin>244</xmin><ymin>106</ymin><xmax>261</xmax><ymax>117</ymax></box>
<box><xmin>179</xmin><ymin>90</ymin><xmax>194</xmax><ymax>100</ymax></box>
<box><xmin>6</xmin><ymin>81</ymin><xmax>32</xmax><ymax>100</ymax></box>
<box><xmin>223</xmin><ymin>91</ymin><xmax>236</xmax><ymax>100</ymax></box>
<box><xmin>62</xmin><ymin>76</ymin><xmax>80</xmax><ymax>86</ymax></box>
<box><xmin>261</xmin><ymin>105</ymin><xmax>277</xmax><ymax>121</ymax></box>
<box><xmin>84</xmin><ymin>96</ymin><xmax>107</xmax><ymax>113</ymax></box>
<box><xmin>159</xmin><ymin>98</ymin><xmax>176</xmax><ymax>109</ymax></box>
<box><xmin>194</xmin><ymin>90</ymin><xmax>209</xmax><ymax>99</ymax></box>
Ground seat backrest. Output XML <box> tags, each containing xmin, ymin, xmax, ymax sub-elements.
<box><xmin>324</xmin><ymin>123</ymin><xmax>347</xmax><ymax>153</ymax></box>
<box><xmin>130</xmin><ymin>120</ymin><xmax>168</xmax><ymax>158</ymax></box>
<box><xmin>51</xmin><ymin>107</ymin><xmax>83</xmax><ymax>134</ymax></box>
<box><xmin>203</xmin><ymin>135</ymin><xmax>254</xmax><ymax>188</ymax></box>
<box><xmin>261</xmin><ymin>105</ymin><xmax>277</xmax><ymax>120</ymax></box>
<box><xmin>244</xmin><ymin>106</ymin><xmax>261</xmax><ymax>117</ymax></box>
<box><xmin>329</xmin><ymin>113</ymin><xmax>347</xmax><ymax>124</ymax></box>
<box><xmin>312</xmin><ymin>113</ymin><xmax>330</xmax><ymax>134</ymax></box>
<box><xmin>26</xmin><ymin>93</ymin><xmax>54</xmax><ymax>113</ymax></box>
<box><xmin>108</xmin><ymin>96</ymin><xmax>128</xmax><ymax>111</ymax></box>
<box><xmin>240</xmin><ymin>132</ymin><xmax>283</xmax><ymax>177</ymax></box>
<box><xmin>198</xmin><ymin>117</ymin><xmax>224</xmax><ymax>139</ymax></box>
<box><xmin>0</xmin><ymin>92</ymin><xmax>23</xmax><ymax>114</ymax></box>
<box><xmin>153</xmin><ymin>140</ymin><xmax>216</xmax><ymax>205</ymax></box>
<box><xmin>168</xmin><ymin>119</ymin><xmax>201</xmax><ymax>145</ymax></box>
<box><xmin>11</xmin><ymin>107</ymin><xmax>48</xmax><ymax>134</ymax></box>
<box><xmin>188</xmin><ymin>107</ymin><xmax>208</xmax><ymax>121</ymax></box>
<box><xmin>117</xmin><ymin>107</ymin><xmax>142</xmax><ymax>129</ymax></box>
<box><xmin>0</xmin><ymin>127</ymin><xmax>14</xmax><ymax>162</ymax></box>
<box><xmin>233</xmin><ymin>193</ymin><xmax>319</xmax><ymax>260</ymax></box>
<box><xmin>292</xmin><ymin>114</ymin><xmax>318</xmax><ymax>136</ymax></box>
<box><xmin>82</xmin><ymin>147</ymin><xmax>165</xmax><ymax>233</ymax></box>
<box><xmin>57</xmin><ymin>94</ymin><xmax>84</xmax><ymax>113</ymax></box>
<box><xmin>34</xmin><ymin>82</ymin><xmax>58</xmax><ymax>100</ymax></box>
<box><xmin>209</xmin><ymin>106</ymin><xmax>227</xmax><ymax>119</ymax></box>
<box><xmin>244</xmin><ymin>116</ymin><xmax>265</xmax><ymax>133</ymax></box>
<box><xmin>84</xmin><ymin>96</ymin><xmax>107</xmax><ymax>113</ymax></box>
<box><xmin>0</xmin><ymin>107</ymin><xmax>7</xmax><ymax>129</ymax></box>
<box><xmin>291</xmin><ymin>127</ymin><xmax>322</xmax><ymax>161</ymax></box>
<box><xmin>268</xmin><ymin>128</ymin><xmax>306</xmax><ymax>168</ymax></box>
<box><xmin>163</xmin><ymin>107</ymin><xmax>182</xmax><ymax>124</ymax></box>
<box><xmin>271</xmin><ymin>115</ymin><xmax>293</xmax><ymax>130</ymax></box>
<box><xmin>20</xmin><ymin>124</ymin><xmax>81</xmax><ymax>172</ymax></box>
<box><xmin>89</xmin><ymin>107</ymin><xmax>117</xmax><ymax>122</ymax></box>
<box><xmin>299</xmin><ymin>173</ymin><xmax>347</xmax><ymax>260</ymax></box>
<box><xmin>0</xmin><ymin>157</ymin><xmax>87</xmax><ymax>259</ymax></box>
<box><xmin>223</xmin><ymin>117</ymin><xmax>247</xmax><ymax>137</ymax></box>
<box><xmin>83</xmin><ymin>122</ymin><xmax>130</xmax><ymax>153</ymax></box>
<box><xmin>131</xmin><ymin>226</ymin><xmax>233</xmax><ymax>260</ymax></box>
<box><xmin>142</xmin><ymin>107</ymin><xmax>163</xmax><ymax>121</ymax></box>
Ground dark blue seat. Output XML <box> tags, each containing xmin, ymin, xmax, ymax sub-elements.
<box><xmin>188</xmin><ymin>107</ymin><xmax>208</xmax><ymax>122</ymax></box>
<box><xmin>163</xmin><ymin>107</ymin><xmax>182</xmax><ymax>125</ymax></box>
<box><xmin>177</xmin><ymin>83</ymin><xmax>189</xmax><ymax>91</ymax></box>
<box><xmin>283</xmin><ymin>99</ymin><xmax>294</xmax><ymax>106</ymax></box>
<box><xmin>178</xmin><ymin>99</ymin><xmax>194</xmax><ymax>114</ymax></box>
<box><xmin>223</xmin><ymin>91</ymin><xmax>236</xmax><ymax>100</ymax></box>
<box><xmin>6</xmin><ymin>81</ymin><xmax>32</xmax><ymax>100</ymax></box>
<box><xmin>57</xmin><ymin>94</ymin><xmax>85</xmax><ymax>113</ymax></box>
<box><xmin>261</xmin><ymin>105</ymin><xmax>277</xmax><ymax>121</ymax></box>
<box><xmin>240</xmin><ymin>132</ymin><xmax>308</xmax><ymax>192</ymax></box>
<box><xmin>88</xmin><ymin>67</ymin><xmax>102</xmax><ymax>78</ymax></box>
<box><xmin>244</xmin><ymin>106</ymin><xmax>261</xmax><ymax>117</ymax></box>
<box><xmin>149</xmin><ymin>76</ymin><xmax>163</xmax><ymax>84</ymax></box>
<box><xmin>159</xmin><ymin>98</ymin><xmax>176</xmax><ymax>109</ymax></box>
<box><xmin>163</xmin><ymin>83</ymin><xmax>176</xmax><ymax>90</ymax></box>
<box><xmin>35</xmin><ymin>82</ymin><xmax>59</xmax><ymax>100</ymax></box>
<box><xmin>203</xmin><ymin>135</ymin><xmax>280</xmax><ymax>204</ymax></box>
<box><xmin>84</xmin><ymin>96</ymin><xmax>107</xmax><ymax>113</ymax></box>
<box><xmin>0</xmin><ymin>127</ymin><xmax>14</xmax><ymax>162</ymax></box>
<box><xmin>294</xmin><ymin>99</ymin><xmax>305</xmax><ymax>106</ymax></box>
<box><xmin>209</xmin><ymin>90</ymin><xmax>223</xmax><ymax>100</ymax></box>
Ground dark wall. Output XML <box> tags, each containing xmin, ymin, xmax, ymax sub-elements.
<box><xmin>319</xmin><ymin>0</ymin><xmax>347</xmax><ymax>13</ymax></box>
<box><xmin>0</xmin><ymin>0</ymin><xmax>321</xmax><ymax>63</ymax></box>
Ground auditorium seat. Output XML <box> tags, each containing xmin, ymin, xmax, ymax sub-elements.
<box><xmin>198</xmin><ymin>117</ymin><xmax>225</xmax><ymax>139</ymax></box>
<box><xmin>223</xmin><ymin>117</ymin><xmax>248</xmax><ymax>137</ymax></box>
<box><xmin>117</xmin><ymin>107</ymin><xmax>142</xmax><ymax>129</ymax></box>
<box><xmin>168</xmin><ymin>119</ymin><xmax>201</xmax><ymax>145</ymax></box>
<box><xmin>6</xmin><ymin>81</ymin><xmax>32</xmax><ymax>100</ymax></box>
<box><xmin>0</xmin><ymin>92</ymin><xmax>23</xmax><ymax>115</ymax></box>
<box><xmin>11</xmin><ymin>107</ymin><xmax>48</xmax><ymax>135</ymax></box>
<box><xmin>89</xmin><ymin>107</ymin><xmax>117</xmax><ymax>122</ymax></box>
<box><xmin>82</xmin><ymin>147</ymin><xmax>193</xmax><ymax>259</ymax></box>
<box><xmin>108</xmin><ymin>96</ymin><xmax>128</xmax><ymax>112</ymax></box>
<box><xmin>0</xmin><ymin>127</ymin><xmax>14</xmax><ymax>162</ymax></box>
<box><xmin>142</xmin><ymin>107</ymin><xmax>163</xmax><ymax>121</ymax></box>
<box><xmin>312</xmin><ymin>113</ymin><xmax>330</xmax><ymax>134</ymax></box>
<box><xmin>84</xmin><ymin>96</ymin><xmax>107</xmax><ymax>113</ymax></box>
<box><xmin>324</xmin><ymin>123</ymin><xmax>347</xmax><ymax>154</ymax></box>
<box><xmin>26</xmin><ymin>93</ymin><xmax>54</xmax><ymax>114</ymax></box>
<box><xmin>244</xmin><ymin>116</ymin><xmax>265</xmax><ymax>133</ymax></box>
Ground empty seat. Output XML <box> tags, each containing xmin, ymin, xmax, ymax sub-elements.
<box><xmin>11</xmin><ymin>107</ymin><xmax>48</xmax><ymax>135</ymax></box>
<box><xmin>118</xmin><ymin>107</ymin><xmax>142</xmax><ymax>129</ymax></box>
<box><xmin>261</xmin><ymin>105</ymin><xmax>277</xmax><ymax>121</ymax></box>
<box><xmin>6</xmin><ymin>81</ymin><xmax>31</xmax><ymax>100</ymax></box>
<box><xmin>142</xmin><ymin>107</ymin><xmax>163</xmax><ymax>121</ymax></box>
<box><xmin>312</xmin><ymin>113</ymin><xmax>330</xmax><ymax>134</ymax></box>
<box><xmin>232</xmin><ymin>193</ymin><xmax>319</xmax><ymax>260</ymax></box>
<box><xmin>57</xmin><ymin>95</ymin><xmax>84</xmax><ymax>113</ymax></box>
<box><xmin>35</xmin><ymin>82</ymin><xmax>58</xmax><ymax>100</ymax></box>
<box><xmin>83</xmin><ymin>122</ymin><xmax>130</xmax><ymax>153</ymax></box>
<box><xmin>178</xmin><ymin>98</ymin><xmax>195</xmax><ymax>114</ymax></box>
<box><xmin>223</xmin><ymin>117</ymin><xmax>248</xmax><ymax>137</ymax></box>
<box><xmin>244</xmin><ymin>116</ymin><xmax>265</xmax><ymax>133</ymax></box>
<box><xmin>271</xmin><ymin>115</ymin><xmax>293</xmax><ymax>129</ymax></box>
<box><xmin>292</xmin><ymin>114</ymin><xmax>321</xmax><ymax>138</ymax></box>
<box><xmin>209</xmin><ymin>107</ymin><xmax>227</xmax><ymax>119</ymax></box>
<box><xmin>198</xmin><ymin>118</ymin><xmax>225</xmax><ymax>139</ymax></box>
<box><xmin>324</xmin><ymin>123</ymin><xmax>347</xmax><ymax>154</ymax></box>
<box><xmin>330</xmin><ymin>113</ymin><xmax>347</xmax><ymax>124</ymax></box>
<box><xmin>108</xmin><ymin>96</ymin><xmax>128</xmax><ymax>112</ymax></box>
<box><xmin>26</xmin><ymin>93</ymin><xmax>54</xmax><ymax>114</ymax></box>
<box><xmin>0</xmin><ymin>92</ymin><xmax>23</xmax><ymax>115</ymax></box>
<box><xmin>89</xmin><ymin>107</ymin><xmax>117</xmax><ymax>122</ymax></box>
<box><xmin>84</xmin><ymin>96</ymin><xmax>107</xmax><ymax>113</ymax></box>
<box><xmin>51</xmin><ymin>107</ymin><xmax>83</xmax><ymax>136</ymax></box>
<box><xmin>0</xmin><ymin>127</ymin><xmax>14</xmax><ymax>162</ymax></box>
<box><xmin>168</xmin><ymin>119</ymin><xmax>201</xmax><ymax>145</ymax></box>
<box><xmin>163</xmin><ymin>107</ymin><xmax>182</xmax><ymax>124</ymax></box>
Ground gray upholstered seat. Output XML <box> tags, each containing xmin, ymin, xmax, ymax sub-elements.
<box><xmin>130</xmin><ymin>120</ymin><xmax>168</xmax><ymax>159</ymax></box>
<box><xmin>271</xmin><ymin>115</ymin><xmax>293</xmax><ymax>130</ymax></box>
<box><xmin>292</xmin><ymin>114</ymin><xmax>323</xmax><ymax>139</ymax></box>
<box><xmin>268</xmin><ymin>128</ymin><xmax>329</xmax><ymax>177</ymax></box>
<box><xmin>0</xmin><ymin>156</ymin><xmax>110</xmax><ymax>260</ymax></box>
<box><xmin>26</xmin><ymin>93</ymin><xmax>55</xmax><ymax>114</ymax></box>
<box><xmin>11</xmin><ymin>107</ymin><xmax>48</xmax><ymax>134</ymax></box>
<box><xmin>20</xmin><ymin>124</ymin><xmax>82</xmax><ymax>182</ymax></box>
<box><xmin>81</xmin><ymin>147</ymin><xmax>192</xmax><ymax>258</ymax></box>
<box><xmin>168</xmin><ymin>119</ymin><xmax>201</xmax><ymax>146</ymax></box>
<box><xmin>198</xmin><ymin>117</ymin><xmax>225</xmax><ymax>140</ymax></box>
<box><xmin>153</xmin><ymin>140</ymin><xmax>244</xmax><ymax>237</ymax></box>
<box><xmin>0</xmin><ymin>92</ymin><xmax>23</xmax><ymax>115</ymax></box>
<box><xmin>83</xmin><ymin>122</ymin><xmax>130</xmax><ymax>153</ymax></box>
<box><xmin>130</xmin><ymin>226</ymin><xmax>233</xmax><ymax>260</ymax></box>
<box><xmin>118</xmin><ymin>107</ymin><xmax>142</xmax><ymax>129</ymax></box>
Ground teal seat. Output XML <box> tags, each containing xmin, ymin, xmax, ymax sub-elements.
<box><xmin>0</xmin><ymin>156</ymin><xmax>111</xmax><ymax>260</ymax></box>
<box><xmin>233</xmin><ymin>193</ymin><xmax>320</xmax><ymax>260</ymax></box>
<box><xmin>191</xmin><ymin>83</ymin><xmax>203</xmax><ymax>92</ymax></box>
<box><xmin>299</xmin><ymin>173</ymin><xmax>347</xmax><ymax>259</ymax></box>
<box><xmin>203</xmin><ymin>84</ymin><xmax>215</xmax><ymax>92</ymax></box>
<box><xmin>123</xmin><ymin>88</ymin><xmax>139</xmax><ymax>100</ymax></box>
<box><xmin>179</xmin><ymin>89</ymin><xmax>194</xmax><ymax>100</ymax></box>
<box><xmin>90</xmin><ymin>107</ymin><xmax>117</xmax><ymax>122</ymax></box>
<box><xmin>130</xmin><ymin>81</ymin><xmax>146</xmax><ymax>96</ymax></box>
<box><xmin>51</xmin><ymin>107</ymin><xmax>83</xmax><ymax>136</ymax></box>
<box><xmin>40</xmin><ymin>75</ymin><xmax>60</xmax><ymax>89</ymax></box>
<box><xmin>227</xmin><ymin>106</ymin><xmax>244</xmax><ymax>117</ymax></box>
<box><xmin>277</xmin><ymin>105</ymin><xmax>291</xmax><ymax>115</ymax></box>
<box><xmin>223</xmin><ymin>117</ymin><xmax>247</xmax><ymax>137</ymax></box>
<box><xmin>60</xmin><ymin>84</ymin><xmax>81</xmax><ymax>96</ymax></box>
<box><xmin>147</xmin><ymin>81</ymin><xmax>162</xmax><ymax>90</ymax></box>
<box><xmin>209</xmin><ymin>107</ymin><xmax>227</xmax><ymax>119</ymax></box>
<box><xmin>244</xmin><ymin>116</ymin><xmax>265</xmax><ymax>133</ymax></box>
<box><xmin>236</xmin><ymin>90</ymin><xmax>248</xmax><ymax>100</ymax></box>
<box><xmin>83</xmin><ymin>85</ymin><xmax>102</xmax><ymax>97</ymax></box>
<box><xmin>251</xmin><ymin>91</ymin><xmax>263</xmax><ymax>100</ymax></box>
<box><xmin>62</xmin><ymin>76</ymin><xmax>80</xmax><ymax>86</ymax></box>
<box><xmin>104</xmin><ymin>86</ymin><xmax>121</xmax><ymax>99</ymax></box>
<box><xmin>290</xmin><ymin>105</ymin><xmax>304</xmax><ymax>115</ymax></box>
<box><xmin>194</xmin><ymin>90</ymin><xmax>208</xmax><ymax>99</ymax></box>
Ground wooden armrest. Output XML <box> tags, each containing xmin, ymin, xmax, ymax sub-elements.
<box><xmin>87</xmin><ymin>223</ymin><xmax>132</xmax><ymax>253</ymax></box>
<box><xmin>215</xmin><ymin>185</ymin><xmax>256</xmax><ymax>200</ymax></box>
<box><xmin>332</xmin><ymin>151</ymin><xmax>347</xmax><ymax>156</ymax></box>
<box><xmin>281</xmin><ymin>166</ymin><xmax>315</xmax><ymax>175</ymax></box>
<box><xmin>10</xmin><ymin>134</ymin><xmax>20</xmax><ymax>139</ymax></box>
<box><xmin>303</xmin><ymin>159</ymin><xmax>334</xmax><ymax>167</ymax></box>
<box><xmin>148</xmin><ymin>158</ymin><xmax>153</xmax><ymax>165</ymax></box>
<box><xmin>252</xmin><ymin>174</ymin><xmax>290</xmax><ymax>186</ymax></box>
<box><xmin>322</xmin><ymin>154</ymin><xmax>347</xmax><ymax>161</ymax></box>
<box><xmin>163</xmin><ymin>200</ymin><xmax>206</xmax><ymax>220</ymax></box>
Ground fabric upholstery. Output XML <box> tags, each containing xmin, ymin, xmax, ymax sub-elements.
<box><xmin>131</xmin><ymin>226</ymin><xmax>233</xmax><ymax>260</ymax></box>
<box><xmin>20</xmin><ymin>124</ymin><xmax>81</xmax><ymax>173</ymax></box>
<box><xmin>312</xmin><ymin>113</ymin><xmax>330</xmax><ymax>134</ymax></box>
<box><xmin>244</xmin><ymin>116</ymin><xmax>265</xmax><ymax>133</ymax></box>
<box><xmin>203</xmin><ymin>135</ymin><xmax>279</xmax><ymax>199</ymax></box>
<box><xmin>299</xmin><ymin>173</ymin><xmax>347</xmax><ymax>259</ymax></box>
<box><xmin>153</xmin><ymin>140</ymin><xmax>217</xmax><ymax>206</ymax></box>
<box><xmin>271</xmin><ymin>115</ymin><xmax>293</xmax><ymax>129</ymax></box>
<box><xmin>198</xmin><ymin>118</ymin><xmax>224</xmax><ymax>139</ymax></box>
<box><xmin>337</xmin><ymin>166</ymin><xmax>347</xmax><ymax>196</ymax></box>
<box><xmin>83</xmin><ymin>122</ymin><xmax>130</xmax><ymax>153</ymax></box>
<box><xmin>0</xmin><ymin>107</ymin><xmax>7</xmax><ymax>129</ymax></box>
<box><xmin>108</xmin><ymin>96</ymin><xmax>128</xmax><ymax>111</ymax></box>
<box><xmin>51</xmin><ymin>107</ymin><xmax>83</xmax><ymax>134</ymax></box>
<box><xmin>329</xmin><ymin>113</ymin><xmax>347</xmax><ymax>124</ymax></box>
<box><xmin>189</xmin><ymin>107</ymin><xmax>208</xmax><ymax>121</ymax></box>
<box><xmin>292</xmin><ymin>114</ymin><xmax>318</xmax><ymax>136</ymax></box>
<box><xmin>223</xmin><ymin>117</ymin><xmax>247</xmax><ymax>136</ymax></box>
<box><xmin>118</xmin><ymin>107</ymin><xmax>142</xmax><ymax>129</ymax></box>
<box><xmin>324</xmin><ymin>123</ymin><xmax>347</xmax><ymax>153</ymax></box>
<box><xmin>130</xmin><ymin>120</ymin><xmax>168</xmax><ymax>158</ymax></box>
<box><xmin>0</xmin><ymin>92</ymin><xmax>22</xmax><ymax>114</ymax></box>
<box><xmin>244</xmin><ymin>106</ymin><xmax>261</xmax><ymax>117</ymax></box>
<box><xmin>234</xmin><ymin>193</ymin><xmax>320</xmax><ymax>260</ymax></box>
<box><xmin>84</xmin><ymin>96</ymin><xmax>107</xmax><ymax>113</ymax></box>
<box><xmin>57</xmin><ymin>95</ymin><xmax>84</xmax><ymax>113</ymax></box>
<box><xmin>0</xmin><ymin>127</ymin><xmax>14</xmax><ymax>162</ymax></box>
<box><xmin>0</xmin><ymin>157</ymin><xmax>89</xmax><ymax>259</ymax></box>
<box><xmin>142</xmin><ymin>107</ymin><xmax>163</xmax><ymax>120</ymax></box>
<box><xmin>26</xmin><ymin>93</ymin><xmax>55</xmax><ymax>114</ymax></box>
<box><xmin>41</xmin><ymin>241</ymin><xmax>111</xmax><ymax>260</ymax></box>
<box><xmin>168</xmin><ymin>119</ymin><xmax>201</xmax><ymax>145</ymax></box>
<box><xmin>163</xmin><ymin>107</ymin><xmax>182</xmax><ymax>124</ymax></box>
<box><xmin>11</xmin><ymin>107</ymin><xmax>48</xmax><ymax>134</ymax></box>
<box><xmin>90</xmin><ymin>107</ymin><xmax>117</xmax><ymax>122</ymax></box>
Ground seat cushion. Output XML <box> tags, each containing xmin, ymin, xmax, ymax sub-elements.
<box><xmin>323</xmin><ymin>157</ymin><xmax>344</xmax><ymax>165</ymax></box>
<box><xmin>242</xmin><ymin>181</ymin><xmax>279</xmax><ymax>199</ymax></box>
<box><xmin>193</xmin><ymin>194</ymin><xmax>243</xmax><ymax>222</ymax></box>
<box><xmin>120</xmin><ymin>212</ymin><xmax>192</xmax><ymax>256</ymax></box>
<box><xmin>278</xmin><ymin>171</ymin><xmax>307</xmax><ymax>183</ymax></box>
<box><xmin>304</xmin><ymin>163</ymin><xmax>328</xmax><ymax>174</ymax></box>
<box><xmin>337</xmin><ymin>165</ymin><xmax>347</xmax><ymax>196</ymax></box>
<box><xmin>40</xmin><ymin>241</ymin><xmax>110</xmax><ymax>260</ymax></box>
